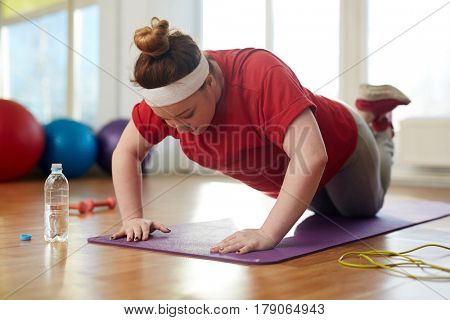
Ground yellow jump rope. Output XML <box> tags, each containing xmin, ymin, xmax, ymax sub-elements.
<box><xmin>338</xmin><ymin>243</ymin><xmax>450</xmax><ymax>280</ymax></box>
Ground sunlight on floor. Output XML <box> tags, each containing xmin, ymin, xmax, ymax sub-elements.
<box><xmin>191</xmin><ymin>180</ymin><xmax>314</xmax><ymax>238</ymax></box>
<box><xmin>176</xmin><ymin>259</ymin><xmax>251</xmax><ymax>299</ymax></box>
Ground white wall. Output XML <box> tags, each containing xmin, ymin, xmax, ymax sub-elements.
<box><xmin>97</xmin><ymin>0</ymin><xmax>120</xmax><ymax>128</ymax></box>
<box><xmin>339</xmin><ymin>0</ymin><xmax>368</xmax><ymax>106</ymax></box>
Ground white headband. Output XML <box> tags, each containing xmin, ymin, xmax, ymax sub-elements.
<box><xmin>142</xmin><ymin>54</ymin><xmax>209</xmax><ymax>107</ymax></box>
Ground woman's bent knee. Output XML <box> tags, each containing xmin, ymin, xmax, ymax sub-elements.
<box><xmin>338</xmin><ymin>197</ymin><xmax>384</xmax><ymax>218</ymax></box>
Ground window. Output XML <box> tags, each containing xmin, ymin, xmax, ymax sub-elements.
<box><xmin>272</xmin><ymin>0</ymin><xmax>340</xmax><ymax>98</ymax></box>
<box><xmin>0</xmin><ymin>0</ymin><xmax>99</xmax><ymax>126</ymax></box>
<box><xmin>1</xmin><ymin>9</ymin><xmax>68</xmax><ymax>121</ymax></box>
<box><xmin>368</xmin><ymin>0</ymin><xmax>450</xmax><ymax>127</ymax></box>
<box><xmin>202</xmin><ymin>0</ymin><xmax>340</xmax><ymax>98</ymax></box>
<box><xmin>73</xmin><ymin>4</ymin><xmax>99</xmax><ymax>124</ymax></box>
<box><xmin>202</xmin><ymin>0</ymin><xmax>265</xmax><ymax>50</ymax></box>
<box><xmin>1</xmin><ymin>0</ymin><xmax>63</xmax><ymax>19</ymax></box>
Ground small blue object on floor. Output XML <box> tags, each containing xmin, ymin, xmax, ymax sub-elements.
<box><xmin>20</xmin><ymin>233</ymin><xmax>32</xmax><ymax>241</ymax></box>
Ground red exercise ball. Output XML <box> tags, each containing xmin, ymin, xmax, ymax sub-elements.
<box><xmin>0</xmin><ymin>99</ymin><xmax>45</xmax><ymax>181</ymax></box>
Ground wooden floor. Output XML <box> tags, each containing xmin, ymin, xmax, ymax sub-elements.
<box><xmin>0</xmin><ymin>174</ymin><xmax>449</xmax><ymax>299</ymax></box>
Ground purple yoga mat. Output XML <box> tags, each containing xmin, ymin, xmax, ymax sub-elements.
<box><xmin>88</xmin><ymin>198</ymin><xmax>450</xmax><ymax>264</ymax></box>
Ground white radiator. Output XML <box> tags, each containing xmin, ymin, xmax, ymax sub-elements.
<box><xmin>398</xmin><ymin>118</ymin><xmax>450</xmax><ymax>168</ymax></box>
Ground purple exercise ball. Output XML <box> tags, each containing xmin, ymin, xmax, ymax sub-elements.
<box><xmin>97</xmin><ymin>119</ymin><xmax>151</xmax><ymax>174</ymax></box>
<box><xmin>97</xmin><ymin>119</ymin><xmax>129</xmax><ymax>174</ymax></box>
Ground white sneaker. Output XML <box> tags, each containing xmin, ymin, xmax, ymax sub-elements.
<box><xmin>358</xmin><ymin>84</ymin><xmax>411</xmax><ymax>104</ymax></box>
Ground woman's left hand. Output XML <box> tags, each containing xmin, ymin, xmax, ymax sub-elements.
<box><xmin>210</xmin><ymin>228</ymin><xmax>278</xmax><ymax>254</ymax></box>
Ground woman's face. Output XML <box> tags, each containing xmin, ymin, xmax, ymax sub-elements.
<box><xmin>151</xmin><ymin>73</ymin><xmax>221</xmax><ymax>136</ymax></box>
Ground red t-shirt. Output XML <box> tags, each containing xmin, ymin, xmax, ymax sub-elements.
<box><xmin>132</xmin><ymin>48</ymin><xmax>357</xmax><ymax>198</ymax></box>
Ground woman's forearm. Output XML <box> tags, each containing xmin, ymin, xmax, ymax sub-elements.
<box><xmin>112</xmin><ymin>148</ymin><xmax>144</xmax><ymax>222</ymax></box>
<box><xmin>260</xmin><ymin>156</ymin><xmax>327</xmax><ymax>244</ymax></box>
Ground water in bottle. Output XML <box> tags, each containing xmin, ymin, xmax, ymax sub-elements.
<box><xmin>44</xmin><ymin>163</ymin><xmax>69</xmax><ymax>242</ymax></box>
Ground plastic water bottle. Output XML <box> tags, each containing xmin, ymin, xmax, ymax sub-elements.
<box><xmin>44</xmin><ymin>163</ymin><xmax>69</xmax><ymax>242</ymax></box>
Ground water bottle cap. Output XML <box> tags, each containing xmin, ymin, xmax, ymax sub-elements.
<box><xmin>51</xmin><ymin>163</ymin><xmax>62</xmax><ymax>169</ymax></box>
<box><xmin>20</xmin><ymin>233</ymin><xmax>32</xmax><ymax>241</ymax></box>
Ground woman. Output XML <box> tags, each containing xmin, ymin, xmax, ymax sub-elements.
<box><xmin>110</xmin><ymin>18</ymin><xmax>410</xmax><ymax>255</ymax></box>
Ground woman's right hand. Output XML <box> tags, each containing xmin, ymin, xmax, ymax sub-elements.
<box><xmin>110</xmin><ymin>218</ymin><xmax>171</xmax><ymax>241</ymax></box>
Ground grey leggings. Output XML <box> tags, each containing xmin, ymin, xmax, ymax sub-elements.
<box><xmin>309</xmin><ymin>101</ymin><xmax>394</xmax><ymax>218</ymax></box>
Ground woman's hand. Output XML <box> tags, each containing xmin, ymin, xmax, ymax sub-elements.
<box><xmin>210</xmin><ymin>228</ymin><xmax>278</xmax><ymax>254</ymax></box>
<box><xmin>111</xmin><ymin>218</ymin><xmax>170</xmax><ymax>241</ymax></box>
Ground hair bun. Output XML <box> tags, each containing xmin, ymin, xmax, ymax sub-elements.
<box><xmin>134</xmin><ymin>17</ymin><xmax>170</xmax><ymax>58</ymax></box>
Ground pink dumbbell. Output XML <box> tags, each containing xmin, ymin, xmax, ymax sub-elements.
<box><xmin>69</xmin><ymin>201</ymin><xmax>89</xmax><ymax>214</ymax></box>
<box><xmin>69</xmin><ymin>197</ymin><xmax>116</xmax><ymax>214</ymax></box>
<box><xmin>83</xmin><ymin>197</ymin><xmax>116</xmax><ymax>212</ymax></box>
